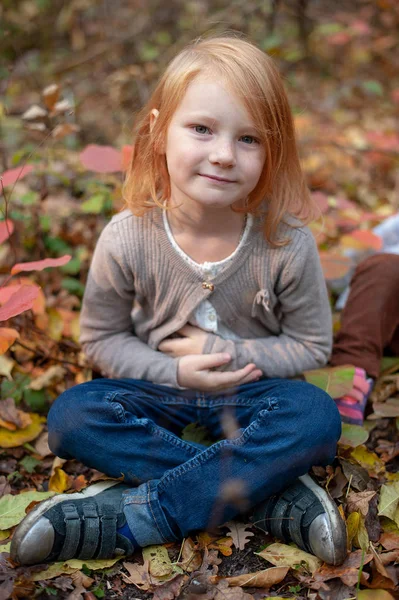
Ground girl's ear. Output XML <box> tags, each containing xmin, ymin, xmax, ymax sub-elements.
<box><xmin>150</xmin><ymin>109</ymin><xmax>159</xmax><ymax>133</ymax></box>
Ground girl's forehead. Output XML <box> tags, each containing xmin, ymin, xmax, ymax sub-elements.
<box><xmin>173</xmin><ymin>75</ymin><xmax>254</xmax><ymax>123</ymax></box>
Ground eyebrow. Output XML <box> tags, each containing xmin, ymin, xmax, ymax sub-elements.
<box><xmin>185</xmin><ymin>113</ymin><xmax>260</xmax><ymax>135</ymax></box>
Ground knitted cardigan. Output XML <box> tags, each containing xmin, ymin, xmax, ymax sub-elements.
<box><xmin>79</xmin><ymin>208</ymin><xmax>332</xmax><ymax>388</ymax></box>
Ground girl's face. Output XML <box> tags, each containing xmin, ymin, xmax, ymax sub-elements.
<box><xmin>163</xmin><ymin>75</ymin><xmax>266</xmax><ymax>212</ymax></box>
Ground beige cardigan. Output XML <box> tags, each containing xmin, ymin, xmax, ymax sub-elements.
<box><xmin>79</xmin><ymin>208</ymin><xmax>332</xmax><ymax>388</ymax></box>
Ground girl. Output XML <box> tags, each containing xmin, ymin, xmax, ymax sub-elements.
<box><xmin>11</xmin><ymin>34</ymin><xmax>346</xmax><ymax>567</ymax></box>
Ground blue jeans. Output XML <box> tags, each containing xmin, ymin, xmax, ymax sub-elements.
<box><xmin>47</xmin><ymin>377</ymin><xmax>341</xmax><ymax>547</ymax></box>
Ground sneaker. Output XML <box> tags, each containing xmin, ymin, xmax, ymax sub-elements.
<box><xmin>251</xmin><ymin>474</ymin><xmax>347</xmax><ymax>565</ymax></box>
<box><xmin>10</xmin><ymin>481</ymin><xmax>135</xmax><ymax>566</ymax></box>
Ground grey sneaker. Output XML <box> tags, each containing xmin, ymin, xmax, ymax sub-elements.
<box><xmin>251</xmin><ymin>474</ymin><xmax>347</xmax><ymax>565</ymax></box>
<box><xmin>10</xmin><ymin>481</ymin><xmax>135</xmax><ymax>566</ymax></box>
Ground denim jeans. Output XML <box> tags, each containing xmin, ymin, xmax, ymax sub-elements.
<box><xmin>48</xmin><ymin>377</ymin><xmax>341</xmax><ymax>547</ymax></box>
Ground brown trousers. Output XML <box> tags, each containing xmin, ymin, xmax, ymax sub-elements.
<box><xmin>330</xmin><ymin>254</ymin><xmax>399</xmax><ymax>379</ymax></box>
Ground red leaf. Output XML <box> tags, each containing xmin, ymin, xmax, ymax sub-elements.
<box><xmin>11</xmin><ymin>255</ymin><xmax>72</xmax><ymax>275</ymax></box>
<box><xmin>0</xmin><ymin>165</ymin><xmax>34</xmax><ymax>188</ymax></box>
<box><xmin>79</xmin><ymin>144</ymin><xmax>122</xmax><ymax>173</ymax></box>
<box><xmin>0</xmin><ymin>220</ymin><xmax>14</xmax><ymax>244</ymax></box>
<box><xmin>0</xmin><ymin>285</ymin><xmax>39</xmax><ymax>321</ymax></box>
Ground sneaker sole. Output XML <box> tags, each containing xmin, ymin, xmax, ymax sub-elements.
<box><xmin>10</xmin><ymin>480</ymin><xmax>119</xmax><ymax>564</ymax></box>
<box><xmin>299</xmin><ymin>473</ymin><xmax>347</xmax><ymax>565</ymax></box>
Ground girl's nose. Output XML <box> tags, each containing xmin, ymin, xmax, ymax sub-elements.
<box><xmin>208</xmin><ymin>139</ymin><xmax>236</xmax><ymax>167</ymax></box>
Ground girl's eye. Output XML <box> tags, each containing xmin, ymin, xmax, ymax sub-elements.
<box><xmin>193</xmin><ymin>125</ymin><xmax>210</xmax><ymax>134</ymax></box>
<box><xmin>241</xmin><ymin>135</ymin><xmax>258</xmax><ymax>145</ymax></box>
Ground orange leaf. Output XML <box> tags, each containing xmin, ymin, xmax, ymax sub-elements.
<box><xmin>0</xmin><ymin>165</ymin><xmax>34</xmax><ymax>188</ymax></box>
<box><xmin>0</xmin><ymin>220</ymin><xmax>14</xmax><ymax>244</ymax></box>
<box><xmin>0</xmin><ymin>285</ymin><xmax>39</xmax><ymax>321</ymax></box>
<box><xmin>11</xmin><ymin>255</ymin><xmax>71</xmax><ymax>275</ymax></box>
<box><xmin>80</xmin><ymin>144</ymin><xmax>122</xmax><ymax>173</ymax></box>
<box><xmin>0</xmin><ymin>327</ymin><xmax>19</xmax><ymax>354</ymax></box>
<box><xmin>341</xmin><ymin>230</ymin><xmax>383</xmax><ymax>251</ymax></box>
<box><xmin>319</xmin><ymin>251</ymin><xmax>352</xmax><ymax>280</ymax></box>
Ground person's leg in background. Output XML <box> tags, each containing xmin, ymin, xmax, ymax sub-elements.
<box><xmin>330</xmin><ymin>253</ymin><xmax>399</xmax><ymax>424</ymax></box>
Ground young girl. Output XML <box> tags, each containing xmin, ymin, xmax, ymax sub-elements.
<box><xmin>11</xmin><ymin>34</ymin><xmax>346</xmax><ymax>567</ymax></box>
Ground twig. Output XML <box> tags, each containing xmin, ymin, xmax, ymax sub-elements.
<box><xmin>14</xmin><ymin>339</ymin><xmax>82</xmax><ymax>367</ymax></box>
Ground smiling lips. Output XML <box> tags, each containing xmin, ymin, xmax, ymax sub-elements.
<box><xmin>200</xmin><ymin>174</ymin><xmax>235</xmax><ymax>183</ymax></box>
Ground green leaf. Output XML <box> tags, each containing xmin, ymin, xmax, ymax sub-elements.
<box><xmin>20</xmin><ymin>191</ymin><xmax>39</xmax><ymax>206</ymax></box>
<box><xmin>339</xmin><ymin>423</ymin><xmax>369</xmax><ymax>448</ymax></box>
<box><xmin>303</xmin><ymin>365</ymin><xmax>355</xmax><ymax>398</ymax></box>
<box><xmin>0</xmin><ymin>542</ymin><xmax>11</xmax><ymax>553</ymax></box>
<box><xmin>181</xmin><ymin>422</ymin><xmax>213</xmax><ymax>447</ymax></box>
<box><xmin>0</xmin><ymin>491</ymin><xmax>55</xmax><ymax>529</ymax></box>
<box><xmin>60</xmin><ymin>256</ymin><xmax>82</xmax><ymax>275</ymax></box>
<box><xmin>44</xmin><ymin>236</ymin><xmax>72</xmax><ymax>256</ymax></box>
<box><xmin>378</xmin><ymin>483</ymin><xmax>399</xmax><ymax>521</ymax></box>
<box><xmin>1</xmin><ymin>373</ymin><xmax>30</xmax><ymax>403</ymax></box>
<box><xmin>61</xmin><ymin>277</ymin><xmax>85</xmax><ymax>297</ymax></box>
<box><xmin>361</xmin><ymin>80</ymin><xmax>384</xmax><ymax>96</ymax></box>
<box><xmin>19</xmin><ymin>455</ymin><xmax>41</xmax><ymax>474</ymax></box>
<box><xmin>81</xmin><ymin>194</ymin><xmax>106</xmax><ymax>214</ymax></box>
<box><xmin>23</xmin><ymin>388</ymin><xmax>49</xmax><ymax>412</ymax></box>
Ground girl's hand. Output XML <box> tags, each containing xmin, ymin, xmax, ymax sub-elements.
<box><xmin>158</xmin><ymin>324</ymin><xmax>208</xmax><ymax>357</ymax></box>
<box><xmin>177</xmin><ymin>353</ymin><xmax>263</xmax><ymax>391</ymax></box>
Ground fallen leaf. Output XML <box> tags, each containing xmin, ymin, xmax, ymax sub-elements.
<box><xmin>347</xmin><ymin>490</ymin><xmax>376</xmax><ymax>517</ymax></box>
<box><xmin>0</xmin><ymin>397</ymin><xmax>32</xmax><ymax>430</ymax></box>
<box><xmin>319</xmin><ymin>252</ymin><xmax>352</xmax><ymax>280</ymax></box>
<box><xmin>0</xmin><ymin>355</ymin><xmax>15</xmax><ymax>380</ymax></box>
<box><xmin>353</xmin><ymin>514</ymin><xmax>369</xmax><ymax>551</ymax></box>
<box><xmin>223</xmin><ymin>522</ymin><xmax>254</xmax><ymax>551</ymax></box>
<box><xmin>380</xmin><ymin>532</ymin><xmax>399</xmax><ymax>550</ymax></box>
<box><xmin>11</xmin><ymin>255</ymin><xmax>72</xmax><ymax>275</ymax></box>
<box><xmin>49</xmin><ymin>467</ymin><xmax>71</xmax><ymax>493</ymax></box>
<box><xmin>208</xmin><ymin>536</ymin><xmax>234</xmax><ymax>556</ymax></box>
<box><xmin>122</xmin><ymin>560</ymin><xmax>151</xmax><ymax>590</ymax></box>
<box><xmin>313</xmin><ymin>549</ymin><xmax>372</xmax><ymax>588</ymax></box>
<box><xmin>79</xmin><ymin>144</ymin><xmax>122</xmax><ymax>173</ymax></box>
<box><xmin>153</xmin><ymin>574</ymin><xmax>187</xmax><ymax>600</ymax></box>
<box><xmin>0</xmin><ymin>490</ymin><xmax>55</xmax><ymax>529</ymax></box>
<box><xmin>340</xmin><ymin>459</ymin><xmax>370</xmax><ymax>491</ymax></box>
<box><xmin>0</xmin><ymin>285</ymin><xmax>39</xmax><ymax>321</ymax></box>
<box><xmin>347</xmin><ymin>511</ymin><xmax>360</xmax><ymax>550</ymax></box>
<box><xmin>143</xmin><ymin>545</ymin><xmax>173</xmax><ymax>577</ymax></box>
<box><xmin>65</xmin><ymin>557</ymin><xmax>123</xmax><ymax>570</ymax></box>
<box><xmin>339</xmin><ymin>423</ymin><xmax>369</xmax><ymax>447</ymax></box>
<box><xmin>30</xmin><ymin>563</ymin><xmax>80</xmax><ymax>581</ymax></box>
<box><xmin>213</xmin><ymin>578</ymin><xmax>254</xmax><ymax>600</ymax></box>
<box><xmin>0</xmin><ymin>165</ymin><xmax>34</xmax><ymax>187</ymax></box>
<box><xmin>0</xmin><ymin>413</ymin><xmax>45</xmax><ymax>448</ymax></box>
<box><xmin>357</xmin><ymin>591</ymin><xmax>394</xmax><ymax>599</ymax></box>
<box><xmin>341</xmin><ymin>230</ymin><xmax>382</xmax><ymax>251</ymax></box>
<box><xmin>257</xmin><ymin>542</ymin><xmax>322</xmax><ymax>574</ymax></box>
<box><xmin>0</xmin><ymin>328</ymin><xmax>19</xmax><ymax>354</ymax></box>
<box><xmin>34</xmin><ymin>431</ymin><xmax>53</xmax><ymax>457</ymax></box>
<box><xmin>29</xmin><ymin>365</ymin><xmax>67</xmax><ymax>390</ymax></box>
<box><xmin>350</xmin><ymin>445</ymin><xmax>384</xmax><ymax>476</ymax></box>
<box><xmin>178</xmin><ymin>537</ymin><xmax>202</xmax><ymax>573</ymax></box>
<box><xmin>0</xmin><ymin>542</ymin><xmax>11</xmax><ymax>553</ymax></box>
<box><xmin>378</xmin><ymin>483</ymin><xmax>399</xmax><ymax>521</ymax></box>
<box><xmin>303</xmin><ymin>365</ymin><xmax>355</xmax><ymax>398</ymax></box>
<box><xmin>212</xmin><ymin>566</ymin><xmax>289</xmax><ymax>588</ymax></box>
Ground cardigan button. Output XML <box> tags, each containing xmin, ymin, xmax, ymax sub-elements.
<box><xmin>202</xmin><ymin>282</ymin><xmax>214</xmax><ymax>291</ymax></box>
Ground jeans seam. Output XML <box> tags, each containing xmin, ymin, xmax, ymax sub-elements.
<box><xmin>158</xmin><ymin>397</ymin><xmax>279</xmax><ymax>492</ymax></box>
<box><xmin>104</xmin><ymin>391</ymin><xmax>126</xmax><ymax>423</ymax></box>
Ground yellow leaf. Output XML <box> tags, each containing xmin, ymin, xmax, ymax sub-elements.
<box><xmin>209</xmin><ymin>536</ymin><xmax>234</xmax><ymax>557</ymax></box>
<box><xmin>357</xmin><ymin>591</ymin><xmax>395</xmax><ymax>600</ymax></box>
<box><xmin>257</xmin><ymin>542</ymin><xmax>322</xmax><ymax>575</ymax></box>
<box><xmin>350</xmin><ymin>445</ymin><xmax>384</xmax><ymax>476</ymax></box>
<box><xmin>353</xmin><ymin>514</ymin><xmax>369</xmax><ymax>551</ymax></box>
<box><xmin>0</xmin><ymin>542</ymin><xmax>11</xmax><ymax>553</ymax></box>
<box><xmin>0</xmin><ymin>529</ymin><xmax>10</xmax><ymax>541</ymax></box>
<box><xmin>29</xmin><ymin>365</ymin><xmax>66</xmax><ymax>391</ymax></box>
<box><xmin>48</xmin><ymin>308</ymin><xmax>64</xmax><ymax>341</ymax></box>
<box><xmin>0</xmin><ymin>328</ymin><xmax>19</xmax><ymax>354</ymax></box>
<box><xmin>65</xmin><ymin>557</ymin><xmax>122</xmax><ymax>570</ymax></box>
<box><xmin>0</xmin><ymin>413</ymin><xmax>45</xmax><ymax>448</ymax></box>
<box><xmin>30</xmin><ymin>563</ymin><xmax>79</xmax><ymax>581</ymax></box>
<box><xmin>346</xmin><ymin>511</ymin><xmax>360</xmax><ymax>550</ymax></box>
<box><xmin>142</xmin><ymin>545</ymin><xmax>173</xmax><ymax>577</ymax></box>
<box><xmin>49</xmin><ymin>467</ymin><xmax>70</xmax><ymax>493</ymax></box>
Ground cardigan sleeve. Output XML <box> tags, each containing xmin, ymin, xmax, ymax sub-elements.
<box><xmin>79</xmin><ymin>222</ymin><xmax>180</xmax><ymax>387</ymax></box>
<box><xmin>202</xmin><ymin>231</ymin><xmax>332</xmax><ymax>378</ymax></box>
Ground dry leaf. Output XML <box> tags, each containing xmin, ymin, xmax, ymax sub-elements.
<box><xmin>178</xmin><ymin>537</ymin><xmax>202</xmax><ymax>573</ymax></box>
<box><xmin>223</xmin><ymin>522</ymin><xmax>254</xmax><ymax>551</ymax></box>
<box><xmin>211</xmin><ymin>566</ymin><xmax>289</xmax><ymax>588</ymax></box>
<box><xmin>0</xmin><ymin>398</ymin><xmax>32</xmax><ymax>430</ymax></box>
<box><xmin>347</xmin><ymin>490</ymin><xmax>376</xmax><ymax>517</ymax></box>
<box><xmin>122</xmin><ymin>560</ymin><xmax>152</xmax><ymax>590</ymax></box>
<box><xmin>0</xmin><ymin>413</ymin><xmax>45</xmax><ymax>448</ymax></box>
<box><xmin>49</xmin><ymin>467</ymin><xmax>71</xmax><ymax>493</ymax></box>
<box><xmin>29</xmin><ymin>365</ymin><xmax>67</xmax><ymax>390</ymax></box>
<box><xmin>257</xmin><ymin>542</ymin><xmax>322</xmax><ymax>575</ymax></box>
